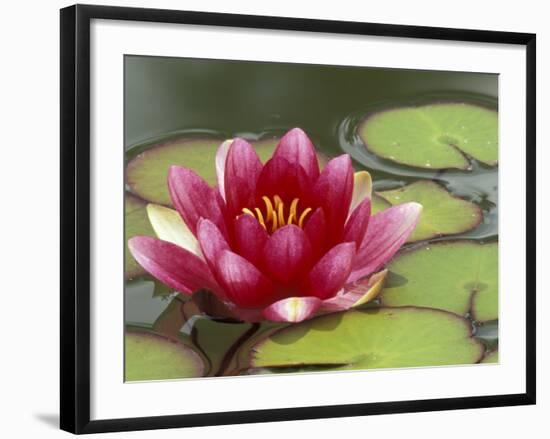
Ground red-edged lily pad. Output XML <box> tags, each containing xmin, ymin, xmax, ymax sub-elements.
<box><xmin>125</xmin><ymin>328</ymin><xmax>206</xmax><ymax>381</ymax></box>
<box><xmin>150</xmin><ymin>294</ymin><xmax>264</xmax><ymax>376</ymax></box>
<box><xmin>126</xmin><ymin>138</ymin><xmax>278</xmax><ymax>206</ymax></box>
<box><xmin>251</xmin><ymin>307</ymin><xmax>484</xmax><ymax>371</ymax></box>
<box><xmin>372</xmin><ymin>181</ymin><xmax>483</xmax><ymax>242</ymax></box>
<box><xmin>481</xmin><ymin>350</ymin><xmax>498</xmax><ymax>364</ymax></box>
<box><xmin>380</xmin><ymin>241</ymin><xmax>498</xmax><ymax>322</ymax></box>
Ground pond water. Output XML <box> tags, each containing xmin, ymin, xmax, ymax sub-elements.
<box><xmin>124</xmin><ymin>56</ymin><xmax>498</xmax><ymax>378</ymax></box>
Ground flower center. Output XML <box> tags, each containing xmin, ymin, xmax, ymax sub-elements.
<box><xmin>241</xmin><ymin>195</ymin><xmax>312</xmax><ymax>233</ymax></box>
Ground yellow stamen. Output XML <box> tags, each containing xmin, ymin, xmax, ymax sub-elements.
<box><xmin>271</xmin><ymin>209</ymin><xmax>278</xmax><ymax>232</ymax></box>
<box><xmin>262</xmin><ymin>196</ymin><xmax>274</xmax><ymax>222</ymax></box>
<box><xmin>298</xmin><ymin>207</ymin><xmax>313</xmax><ymax>227</ymax></box>
<box><xmin>277</xmin><ymin>199</ymin><xmax>285</xmax><ymax>226</ymax></box>
<box><xmin>254</xmin><ymin>208</ymin><xmax>266</xmax><ymax>229</ymax></box>
<box><xmin>288</xmin><ymin>198</ymin><xmax>299</xmax><ymax>225</ymax></box>
<box><xmin>240</xmin><ymin>196</ymin><xmax>313</xmax><ymax>233</ymax></box>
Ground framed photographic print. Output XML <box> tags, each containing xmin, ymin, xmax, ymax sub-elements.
<box><xmin>60</xmin><ymin>4</ymin><xmax>536</xmax><ymax>434</ymax></box>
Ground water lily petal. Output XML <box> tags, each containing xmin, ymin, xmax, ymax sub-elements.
<box><xmin>224</xmin><ymin>138</ymin><xmax>263</xmax><ymax>215</ymax></box>
<box><xmin>272</xmin><ymin>128</ymin><xmax>320</xmax><ymax>182</ymax></box>
<box><xmin>128</xmin><ymin>236</ymin><xmax>219</xmax><ymax>295</ymax></box>
<box><xmin>168</xmin><ymin>165</ymin><xmax>226</xmax><ymax>236</ymax></box>
<box><xmin>343</xmin><ymin>197</ymin><xmax>371</xmax><ymax>248</ymax></box>
<box><xmin>301</xmin><ymin>242</ymin><xmax>356</xmax><ymax>299</ymax></box>
<box><xmin>215</xmin><ymin>139</ymin><xmax>233</xmax><ymax>201</ymax></box>
<box><xmin>320</xmin><ymin>269</ymin><xmax>387</xmax><ymax>312</ymax></box>
<box><xmin>196</xmin><ymin>218</ymin><xmax>230</xmax><ymax>272</ymax></box>
<box><xmin>146</xmin><ymin>204</ymin><xmax>202</xmax><ymax>258</ymax></box>
<box><xmin>303</xmin><ymin>207</ymin><xmax>326</xmax><ymax>258</ymax></box>
<box><xmin>263</xmin><ymin>225</ymin><xmax>312</xmax><ymax>284</ymax></box>
<box><xmin>255</xmin><ymin>156</ymin><xmax>311</xmax><ymax>202</ymax></box>
<box><xmin>348</xmin><ymin>202</ymin><xmax>422</xmax><ymax>282</ymax></box>
<box><xmin>234</xmin><ymin>214</ymin><xmax>269</xmax><ymax>263</ymax></box>
<box><xmin>350</xmin><ymin>171</ymin><xmax>372</xmax><ymax>213</ymax></box>
<box><xmin>312</xmin><ymin>155</ymin><xmax>353</xmax><ymax>239</ymax></box>
<box><xmin>263</xmin><ymin>296</ymin><xmax>322</xmax><ymax>323</ymax></box>
<box><xmin>216</xmin><ymin>250</ymin><xmax>276</xmax><ymax>309</ymax></box>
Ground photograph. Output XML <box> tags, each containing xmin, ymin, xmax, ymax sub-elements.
<box><xmin>123</xmin><ymin>56</ymin><xmax>499</xmax><ymax>381</ymax></box>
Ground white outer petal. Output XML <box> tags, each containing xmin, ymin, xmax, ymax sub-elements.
<box><xmin>350</xmin><ymin>171</ymin><xmax>372</xmax><ymax>214</ymax></box>
<box><xmin>146</xmin><ymin>204</ymin><xmax>203</xmax><ymax>258</ymax></box>
<box><xmin>263</xmin><ymin>297</ymin><xmax>322</xmax><ymax>323</ymax></box>
<box><xmin>215</xmin><ymin>139</ymin><xmax>233</xmax><ymax>201</ymax></box>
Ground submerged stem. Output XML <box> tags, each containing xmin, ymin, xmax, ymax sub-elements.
<box><xmin>215</xmin><ymin>323</ymin><xmax>260</xmax><ymax>377</ymax></box>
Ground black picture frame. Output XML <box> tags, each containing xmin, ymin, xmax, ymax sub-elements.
<box><xmin>60</xmin><ymin>4</ymin><xmax>536</xmax><ymax>434</ymax></box>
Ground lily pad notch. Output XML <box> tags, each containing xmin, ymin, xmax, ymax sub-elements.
<box><xmin>380</xmin><ymin>240</ymin><xmax>498</xmax><ymax>322</ymax></box>
<box><xmin>358</xmin><ymin>103</ymin><xmax>498</xmax><ymax>170</ymax></box>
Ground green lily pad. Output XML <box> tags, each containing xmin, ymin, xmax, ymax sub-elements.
<box><xmin>149</xmin><ymin>293</ymin><xmax>264</xmax><ymax>376</ymax></box>
<box><xmin>371</xmin><ymin>193</ymin><xmax>391</xmax><ymax>213</ymax></box>
<box><xmin>147</xmin><ymin>291</ymin><xmax>281</xmax><ymax>376</ymax></box>
<box><xmin>358</xmin><ymin>103</ymin><xmax>498</xmax><ymax>169</ymax></box>
<box><xmin>125</xmin><ymin>194</ymin><xmax>155</xmax><ymax>279</ymax></box>
<box><xmin>125</xmin><ymin>328</ymin><xmax>206</xmax><ymax>381</ymax></box>
<box><xmin>252</xmin><ymin>308</ymin><xmax>484</xmax><ymax>370</ymax></box>
<box><xmin>192</xmin><ymin>318</ymin><xmax>258</xmax><ymax>376</ymax></box>
<box><xmin>126</xmin><ymin>138</ymin><xmax>278</xmax><ymax>206</ymax></box>
<box><xmin>380</xmin><ymin>241</ymin><xmax>498</xmax><ymax>322</ymax></box>
<box><xmin>481</xmin><ymin>350</ymin><xmax>498</xmax><ymax>364</ymax></box>
<box><xmin>152</xmin><ymin>280</ymin><xmax>172</xmax><ymax>297</ymax></box>
<box><xmin>372</xmin><ymin>181</ymin><xmax>483</xmax><ymax>242</ymax></box>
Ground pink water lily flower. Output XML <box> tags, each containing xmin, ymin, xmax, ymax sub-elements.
<box><xmin>129</xmin><ymin>128</ymin><xmax>422</xmax><ymax>323</ymax></box>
